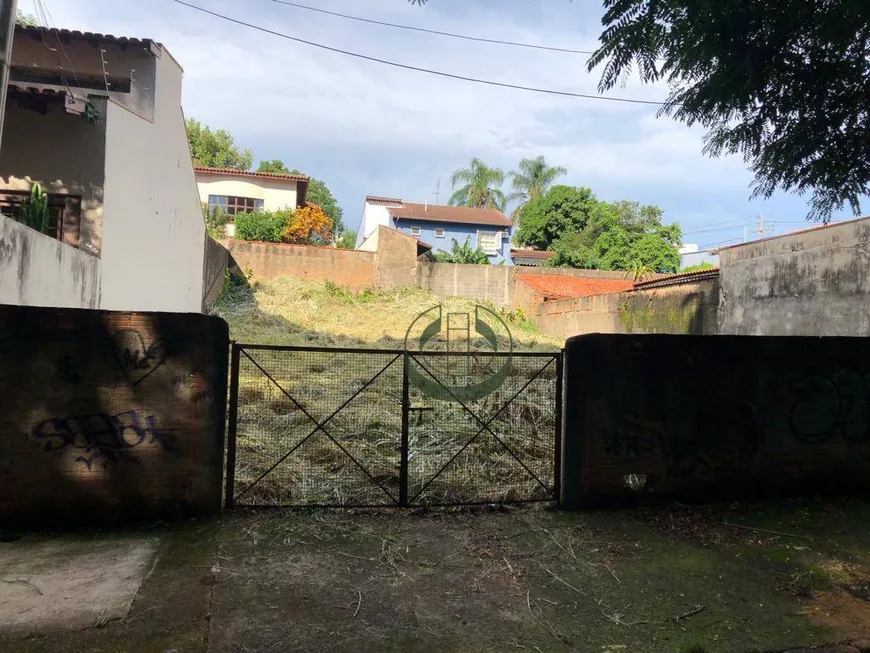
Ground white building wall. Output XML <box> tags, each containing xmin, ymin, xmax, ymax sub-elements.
<box><xmin>0</xmin><ymin>215</ymin><xmax>100</xmax><ymax>308</ymax></box>
<box><xmin>195</xmin><ymin>175</ymin><xmax>299</xmax><ymax>212</ymax></box>
<box><xmin>100</xmin><ymin>49</ymin><xmax>205</xmax><ymax>313</ymax></box>
<box><xmin>356</xmin><ymin>201</ymin><xmax>395</xmax><ymax>248</ymax></box>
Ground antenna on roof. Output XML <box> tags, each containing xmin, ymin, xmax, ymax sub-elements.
<box><xmin>435</xmin><ymin>178</ymin><xmax>440</xmax><ymax>204</ymax></box>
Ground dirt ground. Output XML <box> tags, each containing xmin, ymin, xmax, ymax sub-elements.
<box><xmin>1</xmin><ymin>498</ymin><xmax>869</xmax><ymax>653</ymax></box>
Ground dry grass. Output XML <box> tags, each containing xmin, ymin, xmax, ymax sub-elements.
<box><xmin>213</xmin><ymin>275</ymin><xmax>562</xmax><ymax>351</ymax></box>
<box><xmin>214</xmin><ymin>275</ymin><xmax>560</xmax><ymax>507</ymax></box>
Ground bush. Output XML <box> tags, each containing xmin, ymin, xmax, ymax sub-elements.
<box><xmin>204</xmin><ymin>204</ymin><xmax>231</xmax><ymax>239</ymax></box>
<box><xmin>234</xmin><ymin>209</ymin><xmax>292</xmax><ymax>243</ymax></box>
<box><xmin>432</xmin><ymin>237</ymin><xmax>490</xmax><ymax>264</ymax></box>
<box><xmin>282</xmin><ymin>205</ymin><xmax>333</xmax><ymax>245</ymax></box>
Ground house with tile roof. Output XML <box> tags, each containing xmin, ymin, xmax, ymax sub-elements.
<box><xmin>357</xmin><ymin>195</ymin><xmax>513</xmax><ymax>264</ymax></box>
<box><xmin>0</xmin><ymin>24</ymin><xmax>209</xmax><ymax>313</ymax></box>
<box><xmin>194</xmin><ymin>167</ymin><xmax>310</xmax><ymax>237</ymax></box>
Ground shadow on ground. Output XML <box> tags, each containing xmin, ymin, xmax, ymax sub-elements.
<box><xmin>2</xmin><ymin>498</ymin><xmax>869</xmax><ymax>652</ymax></box>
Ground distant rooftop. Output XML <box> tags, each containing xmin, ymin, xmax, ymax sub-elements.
<box><xmin>517</xmin><ymin>274</ymin><xmax>634</xmax><ymax>300</ymax></box>
<box><xmin>388</xmin><ymin>202</ymin><xmax>510</xmax><ymax>228</ymax></box>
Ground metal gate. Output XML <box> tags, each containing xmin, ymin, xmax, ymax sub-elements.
<box><xmin>225</xmin><ymin>344</ymin><xmax>562</xmax><ymax>508</ymax></box>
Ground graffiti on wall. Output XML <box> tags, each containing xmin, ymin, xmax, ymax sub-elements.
<box><xmin>31</xmin><ymin>411</ymin><xmax>176</xmax><ymax>469</ymax></box>
<box><xmin>788</xmin><ymin>371</ymin><xmax>870</xmax><ymax>443</ymax></box>
<box><xmin>111</xmin><ymin>329</ymin><xmax>168</xmax><ymax>386</ymax></box>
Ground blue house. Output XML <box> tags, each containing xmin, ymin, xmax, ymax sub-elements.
<box><xmin>358</xmin><ymin>197</ymin><xmax>513</xmax><ymax>264</ymax></box>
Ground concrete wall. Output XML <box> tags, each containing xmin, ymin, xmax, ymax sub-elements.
<box><xmin>417</xmin><ymin>261</ymin><xmax>514</xmax><ymax>307</ymax></box>
<box><xmin>561</xmin><ymin>334</ymin><xmax>870</xmax><ymax>508</ymax></box>
<box><xmin>0</xmin><ymin>306</ymin><xmax>228</xmax><ymax>526</ymax></box>
<box><xmin>535</xmin><ymin>279</ymin><xmax>719</xmax><ymax>338</ymax></box>
<box><xmin>0</xmin><ymin>95</ymin><xmax>107</xmax><ymax>255</ymax></box>
<box><xmin>417</xmin><ymin>261</ymin><xmax>642</xmax><ymax>308</ymax></box>
<box><xmin>374</xmin><ymin>226</ymin><xmax>418</xmax><ymax>290</ymax></box>
<box><xmin>202</xmin><ymin>237</ymin><xmax>230</xmax><ymax>310</ymax></box>
<box><xmin>719</xmin><ymin>218</ymin><xmax>870</xmax><ymax>336</ymax></box>
<box><xmin>0</xmin><ymin>215</ymin><xmax>100</xmax><ymax>308</ymax></box>
<box><xmin>100</xmin><ymin>53</ymin><xmax>206</xmax><ymax>313</ymax></box>
<box><xmin>224</xmin><ymin>239</ymin><xmax>376</xmax><ymax>291</ymax></box>
<box><xmin>195</xmin><ymin>174</ymin><xmax>299</xmax><ymax>212</ymax></box>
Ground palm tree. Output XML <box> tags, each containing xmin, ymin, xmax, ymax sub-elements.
<box><xmin>449</xmin><ymin>158</ymin><xmax>507</xmax><ymax>211</ymax></box>
<box><xmin>508</xmin><ymin>155</ymin><xmax>567</xmax><ymax>220</ymax></box>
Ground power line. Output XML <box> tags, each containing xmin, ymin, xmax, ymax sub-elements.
<box><xmin>173</xmin><ymin>1</ymin><xmax>668</xmax><ymax>106</ymax></box>
<box><xmin>271</xmin><ymin>0</ymin><xmax>594</xmax><ymax>55</ymax></box>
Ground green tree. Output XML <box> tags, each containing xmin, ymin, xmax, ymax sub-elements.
<box><xmin>589</xmin><ymin>0</ymin><xmax>870</xmax><ymax>222</ymax></box>
<box><xmin>682</xmin><ymin>261</ymin><xmax>716</xmax><ymax>273</ymax></box>
<box><xmin>16</xmin><ymin>10</ymin><xmax>37</xmax><ymax>26</ymax></box>
<box><xmin>186</xmin><ymin>118</ymin><xmax>253</xmax><ymax>169</ymax></box>
<box><xmin>513</xmin><ymin>185</ymin><xmax>598</xmax><ymax>250</ymax></box>
<box><xmin>432</xmin><ymin>237</ymin><xmax>490</xmax><ymax>264</ymax></box>
<box><xmin>508</xmin><ymin>155</ymin><xmax>567</xmax><ymax>220</ymax></box>
<box><xmin>336</xmin><ymin>230</ymin><xmax>357</xmax><ymax>249</ymax></box>
<box><xmin>449</xmin><ymin>158</ymin><xmax>506</xmax><ymax>211</ymax></box>
<box><xmin>257</xmin><ymin>160</ymin><xmax>291</xmax><ymax>174</ymax></box>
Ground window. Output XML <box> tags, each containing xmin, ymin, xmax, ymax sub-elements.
<box><xmin>434</xmin><ymin>228</ymin><xmax>445</xmax><ymax>238</ymax></box>
<box><xmin>410</xmin><ymin>226</ymin><xmax>422</xmax><ymax>236</ymax></box>
<box><xmin>478</xmin><ymin>230</ymin><xmax>502</xmax><ymax>255</ymax></box>
<box><xmin>0</xmin><ymin>189</ymin><xmax>81</xmax><ymax>245</ymax></box>
<box><xmin>208</xmin><ymin>195</ymin><xmax>264</xmax><ymax>216</ymax></box>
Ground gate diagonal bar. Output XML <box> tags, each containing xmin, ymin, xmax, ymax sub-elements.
<box><xmin>407</xmin><ymin>352</ymin><xmax>557</xmax><ymax>505</ymax></box>
<box><xmin>230</xmin><ymin>346</ymin><xmax>403</xmax><ymax>507</ymax></box>
<box><xmin>225</xmin><ymin>344</ymin><xmax>562</xmax><ymax>508</ymax></box>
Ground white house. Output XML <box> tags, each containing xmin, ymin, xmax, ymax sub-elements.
<box><xmin>194</xmin><ymin>167</ymin><xmax>310</xmax><ymax>236</ymax></box>
<box><xmin>0</xmin><ymin>24</ymin><xmax>207</xmax><ymax>313</ymax></box>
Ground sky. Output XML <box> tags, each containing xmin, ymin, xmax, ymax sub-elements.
<box><xmin>39</xmin><ymin>0</ymin><xmax>858</xmax><ymax>248</ymax></box>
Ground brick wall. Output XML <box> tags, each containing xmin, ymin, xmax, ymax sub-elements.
<box><xmin>223</xmin><ymin>239</ymin><xmax>376</xmax><ymax>291</ymax></box>
<box><xmin>561</xmin><ymin>334</ymin><xmax>870</xmax><ymax>508</ymax></box>
<box><xmin>0</xmin><ymin>306</ymin><xmax>229</xmax><ymax>526</ymax></box>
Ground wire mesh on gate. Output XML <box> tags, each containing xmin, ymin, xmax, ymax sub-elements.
<box><xmin>406</xmin><ymin>352</ymin><xmax>559</xmax><ymax>506</ymax></box>
<box><xmin>226</xmin><ymin>345</ymin><xmax>561</xmax><ymax>508</ymax></box>
<box><xmin>229</xmin><ymin>345</ymin><xmax>404</xmax><ymax>507</ymax></box>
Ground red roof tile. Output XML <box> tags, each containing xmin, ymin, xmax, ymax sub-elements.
<box><xmin>389</xmin><ymin>202</ymin><xmax>511</xmax><ymax>228</ymax></box>
<box><xmin>194</xmin><ymin>166</ymin><xmax>309</xmax><ymax>182</ymax></box>
<box><xmin>511</xmin><ymin>249</ymin><xmax>556</xmax><ymax>260</ymax></box>
<box><xmin>632</xmin><ymin>268</ymin><xmax>719</xmax><ymax>289</ymax></box>
<box><xmin>15</xmin><ymin>25</ymin><xmax>155</xmax><ymax>48</ymax></box>
<box><xmin>366</xmin><ymin>195</ymin><xmax>403</xmax><ymax>205</ymax></box>
<box><xmin>517</xmin><ymin>274</ymin><xmax>634</xmax><ymax>300</ymax></box>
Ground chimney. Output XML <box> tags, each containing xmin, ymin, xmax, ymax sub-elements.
<box><xmin>424</xmin><ymin>199</ymin><xmax>428</xmax><ymax>211</ymax></box>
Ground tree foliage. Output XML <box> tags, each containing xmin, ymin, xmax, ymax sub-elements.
<box><xmin>257</xmin><ymin>160</ymin><xmax>291</xmax><ymax>174</ymax></box>
<box><xmin>281</xmin><ymin>205</ymin><xmax>333</xmax><ymax>245</ymax></box>
<box><xmin>508</xmin><ymin>156</ymin><xmax>567</xmax><ymax>219</ymax></box>
<box><xmin>432</xmin><ymin>237</ymin><xmax>491</xmax><ymax>265</ymax></box>
<box><xmin>16</xmin><ymin>10</ymin><xmax>37</xmax><ymax>27</ymax></box>
<box><xmin>234</xmin><ymin>210</ymin><xmax>290</xmax><ymax>243</ymax></box>
<box><xmin>513</xmin><ymin>185</ymin><xmax>598</xmax><ymax>250</ymax></box>
<box><xmin>589</xmin><ymin>0</ymin><xmax>870</xmax><ymax>222</ymax></box>
<box><xmin>681</xmin><ymin>261</ymin><xmax>716</xmax><ymax>273</ymax></box>
<box><xmin>186</xmin><ymin>119</ymin><xmax>253</xmax><ymax>170</ymax></box>
<box><xmin>336</xmin><ymin>230</ymin><xmax>358</xmax><ymax>249</ymax></box>
<box><xmin>449</xmin><ymin>158</ymin><xmax>507</xmax><ymax>211</ymax></box>
<box><xmin>512</xmin><ymin>185</ymin><xmax>682</xmax><ymax>273</ymax></box>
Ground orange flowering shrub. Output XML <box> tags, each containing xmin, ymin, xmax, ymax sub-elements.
<box><xmin>281</xmin><ymin>205</ymin><xmax>334</xmax><ymax>245</ymax></box>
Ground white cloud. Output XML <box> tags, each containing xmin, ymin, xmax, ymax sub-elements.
<box><xmin>34</xmin><ymin>0</ymin><xmax>838</xmax><ymax>240</ymax></box>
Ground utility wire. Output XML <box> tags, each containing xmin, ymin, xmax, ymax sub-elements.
<box><xmin>271</xmin><ymin>0</ymin><xmax>594</xmax><ymax>55</ymax></box>
<box><xmin>173</xmin><ymin>1</ymin><xmax>667</xmax><ymax>106</ymax></box>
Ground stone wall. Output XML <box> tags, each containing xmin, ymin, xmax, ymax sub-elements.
<box><xmin>561</xmin><ymin>333</ymin><xmax>870</xmax><ymax>508</ymax></box>
<box><xmin>223</xmin><ymin>239</ymin><xmax>377</xmax><ymax>291</ymax></box>
<box><xmin>719</xmin><ymin>217</ymin><xmax>870</xmax><ymax>336</ymax></box>
<box><xmin>0</xmin><ymin>215</ymin><xmax>101</xmax><ymax>309</ymax></box>
<box><xmin>535</xmin><ymin>278</ymin><xmax>719</xmax><ymax>338</ymax></box>
<box><xmin>0</xmin><ymin>306</ymin><xmax>229</xmax><ymax>526</ymax></box>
